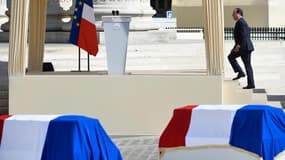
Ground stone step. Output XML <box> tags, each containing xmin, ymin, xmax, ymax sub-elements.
<box><xmin>251</xmin><ymin>93</ymin><xmax>268</xmax><ymax>104</ymax></box>
<box><xmin>0</xmin><ymin>91</ymin><xmax>8</xmax><ymax>99</ymax></box>
<box><xmin>267</xmin><ymin>101</ymin><xmax>282</xmax><ymax>108</ymax></box>
<box><xmin>223</xmin><ymin>80</ymin><xmax>271</xmax><ymax>105</ymax></box>
<box><xmin>0</xmin><ymin>78</ymin><xmax>8</xmax><ymax>81</ymax></box>
<box><xmin>281</xmin><ymin>101</ymin><xmax>285</xmax><ymax>109</ymax></box>
<box><xmin>253</xmin><ymin>89</ymin><xmax>266</xmax><ymax>94</ymax></box>
<box><xmin>267</xmin><ymin>95</ymin><xmax>285</xmax><ymax>102</ymax></box>
<box><xmin>0</xmin><ymin>99</ymin><xmax>8</xmax><ymax>108</ymax></box>
<box><xmin>0</xmin><ymin>107</ymin><xmax>8</xmax><ymax>115</ymax></box>
<box><xmin>0</xmin><ymin>77</ymin><xmax>8</xmax><ymax>81</ymax></box>
<box><xmin>223</xmin><ymin>80</ymin><xmax>265</xmax><ymax>104</ymax></box>
<box><xmin>0</xmin><ymin>84</ymin><xmax>8</xmax><ymax>90</ymax></box>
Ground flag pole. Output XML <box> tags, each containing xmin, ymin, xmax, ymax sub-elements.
<box><xmin>87</xmin><ymin>53</ymin><xmax>90</xmax><ymax>72</ymax></box>
<box><xmin>78</xmin><ymin>47</ymin><xmax>81</xmax><ymax>72</ymax></box>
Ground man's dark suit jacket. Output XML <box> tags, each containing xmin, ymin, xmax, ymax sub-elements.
<box><xmin>234</xmin><ymin>17</ymin><xmax>254</xmax><ymax>53</ymax></box>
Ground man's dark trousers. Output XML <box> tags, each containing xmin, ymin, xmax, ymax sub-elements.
<box><xmin>228</xmin><ymin>50</ymin><xmax>255</xmax><ymax>87</ymax></box>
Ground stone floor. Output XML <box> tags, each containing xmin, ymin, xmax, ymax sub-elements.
<box><xmin>112</xmin><ymin>136</ymin><xmax>159</xmax><ymax>160</ymax></box>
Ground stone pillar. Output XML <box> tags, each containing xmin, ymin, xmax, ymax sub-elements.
<box><xmin>0</xmin><ymin>0</ymin><xmax>8</xmax><ymax>32</ymax></box>
<box><xmin>28</xmin><ymin>0</ymin><xmax>47</xmax><ymax>73</ymax></box>
<box><xmin>94</xmin><ymin>0</ymin><xmax>158</xmax><ymax>30</ymax></box>
<box><xmin>8</xmin><ymin>0</ymin><xmax>30</xmax><ymax>76</ymax></box>
<box><xmin>203</xmin><ymin>0</ymin><xmax>224</xmax><ymax>75</ymax></box>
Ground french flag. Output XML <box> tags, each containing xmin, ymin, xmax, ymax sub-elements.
<box><xmin>159</xmin><ymin>105</ymin><xmax>285</xmax><ymax>160</ymax></box>
<box><xmin>70</xmin><ymin>0</ymin><xmax>99</xmax><ymax>56</ymax></box>
<box><xmin>0</xmin><ymin>115</ymin><xmax>122</xmax><ymax>160</ymax></box>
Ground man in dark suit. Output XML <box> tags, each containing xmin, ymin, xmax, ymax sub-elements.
<box><xmin>228</xmin><ymin>8</ymin><xmax>255</xmax><ymax>89</ymax></box>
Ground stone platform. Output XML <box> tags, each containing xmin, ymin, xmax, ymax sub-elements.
<box><xmin>1</xmin><ymin>39</ymin><xmax>285</xmax><ymax>159</ymax></box>
<box><xmin>1</xmin><ymin>40</ymin><xmax>285</xmax><ymax>96</ymax></box>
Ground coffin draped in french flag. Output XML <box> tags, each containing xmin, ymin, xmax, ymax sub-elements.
<box><xmin>0</xmin><ymin>115</ymin><xmax>122</xmax><ymax>160</ymax></box>
<box><xmin>159</xmin><ymin>105</ymin><xmax>285</xmax><ymax>160</ymax></box>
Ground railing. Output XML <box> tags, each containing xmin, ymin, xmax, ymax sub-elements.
<box><xmin>166</xmin><ymin>27</ymin><xmax>285</xmax><ymax>40</ymax></box>
<box><xmin>225</xmin><ymin>27</ymin><xmax>285</xmax><ymax>40</ymax></box>
<box><xmin>166</xmin><ymin>27</ymin><xmax>203</xmax><ymax>33</ymax></box>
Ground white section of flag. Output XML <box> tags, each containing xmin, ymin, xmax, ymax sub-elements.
<box><xmin>82</xmin><ymin>3</ymin><xmax>96</xmax><ymax>25</ymax></box>
<box><xmin>185</xmin><ymin>105</ymin><xmax>243</xmax><ymax>147</ymax></box>
<box><xmin>0</xmin><ymin>115</ymin><xmax>61</xmax><ymax>160</ymax></box>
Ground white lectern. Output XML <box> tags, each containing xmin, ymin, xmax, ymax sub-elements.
<box><xmin>102</xmin><ymin>16</ymin><xmax>131</xmax><ymax>75</ymax></box>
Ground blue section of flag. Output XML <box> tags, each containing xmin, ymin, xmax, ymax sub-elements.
<box><xmin>81</xmin><ymin>0</ymin><xmax>93</xmax><ymax>7</ymax></box>
<box><xmin>69</xmin><ymin>0</ymin><xmax>84</xmax><ymax>45</ymax></box>
<box><xmin>41</xmin><ymin>115</ymin><xmax>123</xmax><ymax>160</ymax></box>
<box><xmin>230</xmin><ymin>105</ymin><xmax>285</xmax><ymax>160</ymax></box>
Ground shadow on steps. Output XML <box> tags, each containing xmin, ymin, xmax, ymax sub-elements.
<box><xmin>0</xmin><ymin>61</ymin><xmax>8</xmax><ymax>115</ymax></box>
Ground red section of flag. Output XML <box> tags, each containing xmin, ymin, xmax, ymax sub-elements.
<box><xmin>78</xmin><ymin>19</ymin><xmax>99</xmax><ymax>56</ymax></box>
<box><xmin>159</xmin><ymin>105</ymin><xmax>198</xmax><ymax>148</ymax></box>
<box><xmin>0</xmin><ymin>115</ymin><xmax>11</xmax><ymax>144</ymax></box>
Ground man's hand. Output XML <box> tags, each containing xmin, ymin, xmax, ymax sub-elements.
<box><xmin>233</xmin><ymin>45</ymin><xmax>240</xmax><ymax>53</ymax></box>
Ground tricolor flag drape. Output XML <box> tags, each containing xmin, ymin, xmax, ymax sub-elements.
<box><xmin>70</xmin><ymin>0</ymin><xmax>99</xmax><ymax>56</ymax></box>
<box><xmin>0</xmin><ymin>115</ymin><xmax>122</xmax><ymax>160</ymax></box>
<box><xmin>159</xmin><ymin>105</ymin><xmax>285</xmax><ymax>160</ymax></box>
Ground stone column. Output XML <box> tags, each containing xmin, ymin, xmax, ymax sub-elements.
<box><xmin>203</xmin><ymin>0</ymin><xmax>224</xmax><ymax>75</ymax></box>
<box><xmin>94</xmin><ymin>0</ymin><xmax>158</xmax><ymax>30</ymax></box>
<box><xmin>28</xmin><ymin>0</ymin><xmax>48</xmax><ymax>73</ymax></box>
<box><xmin>0</xmin><ymin>0</ymin><xmax>8</xmax><ymax>32</ymax></box>
<box><xmin>9</xmin><ymin>0</ymin><xmax>30</xmax><ymax>76</ymax></box>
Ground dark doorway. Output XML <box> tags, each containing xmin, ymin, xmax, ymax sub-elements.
<box><xmin>151</xmin><ymin>0</ymin><xmax>172</xmax><ymax>17</ymax></box>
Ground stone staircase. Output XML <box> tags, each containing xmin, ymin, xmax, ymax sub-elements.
<box><xmin>0</xmin><ymin>61</ymin><xmax>8</xmax><ymax>115</ymax></box>
<box><xmin>223</xmin><ymin>80</ymin><xmax>283</xmax><ymax>108</ymax></box>
<box><xmin>267</xmin><ymin>95</ymin><xmax>285</xmax><ymax>108</ymax></box>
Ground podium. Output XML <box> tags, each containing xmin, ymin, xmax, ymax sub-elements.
<box><xmin>102</xmin><ymin>16</ymin><xmax>131</xmax><ymax>75</ymax></box>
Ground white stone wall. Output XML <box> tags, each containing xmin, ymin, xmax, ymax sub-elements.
<box><xmin>173</xmin><ymin>0</ymin><xmax>270</xmax><ymax>27</ymax></box>
<box><xmin>268</xmin><ymin>0</ymin><xmax>285</xmax><ymax>27</ymax></box>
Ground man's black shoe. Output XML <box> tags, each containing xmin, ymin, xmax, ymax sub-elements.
<box><xmin>243</xmin><ymin>86</ymin><xmax>255</xmax><ymax>89</ymax></box>
<box><xmin>232</xmin><ymin>74</ymin><xmax>245</xmax><ymax>81</ymax></box>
